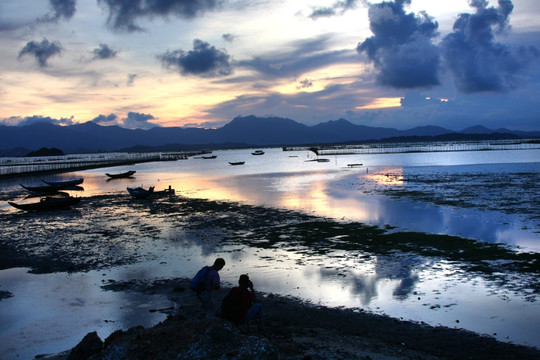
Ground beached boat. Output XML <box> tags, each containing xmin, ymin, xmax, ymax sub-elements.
<box><xmin>127</xmin><ymin>186</ymin><xmax>154</xmax><ymax>198</ymax></box>
<box><xmin>251</xmin><ymin>150</ymin><xmax>265</xmax><ymax>155</ymax></box>
<box><xmin>106</xmin><ymin>170</ymin><xmax>136</xmax><ymax>179</ymax></box>
<box><xmin>229</xmin><ymin>161</ymin><xmax>245</xmax><ymax>166</ymax></box>
<box><xmin>9</xmin><ymin>196</ymin><xmax>81</xmax><ymax>211</ymax></box>
<box><xmin>20</xmin><ymin>184</ymin><xmax>65</xmax><ymax>193</ymax></box>
<box><xmin>41</xmin><ymin>178</ymin><xmax>84</xmax><ymax>187</ymax></box>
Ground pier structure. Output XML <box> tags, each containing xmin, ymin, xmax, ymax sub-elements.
<box><xmin>0</xmin><ymin>151</ymin><xmax>203</xmax><ymax>177</ymax></box>
<box><xmin>283</xmin><ymin>139</ymin><xmax>539</xmax><ymax>156</ymax></box>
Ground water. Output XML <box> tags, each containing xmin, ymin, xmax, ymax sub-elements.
<box><xmin>0</xmin><ymin>147</ymin><xmax>539</xmax><ymax>358</ymax></box>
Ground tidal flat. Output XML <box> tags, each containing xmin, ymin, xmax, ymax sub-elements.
<box><xmin>0</xmin><ymin>148</ymin><xmax>539</xmax><ymax>358</ymax></box>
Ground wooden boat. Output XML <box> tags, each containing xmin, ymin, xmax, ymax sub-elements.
<box><xmin>21</xmin><ymin>183</ymin><xmax>83</xmax><ymax>193</ymax></box>
<box><xmin>229</xmin><ymin>161</ymin><xmax>245</xmax><ymax>166</ymax></box>
<box><xmin>9</xmin><ymin>196</ymin><xmax>81</xmax><ymax>211</ymax></box>
<box><xmin>21</xmin><ymin>183</ymin><xmax>64</xmax><ymax>193</ymax></box>
<box><xmin>106</xmin><ymin>170</ymin><xmax>136</xmax><ymax>179</ymax></box>
<box><xmin>41</xmin><ymin>178</ymin><xmax>84</xmax><ymax>187</ymax></box>
<box><xmin>251</xmin><ymin>150</ymin><xmax>265</xmax><ymax>155</ymax></box>
<box><xmin>154</xmin><ymin>185</ymin><xmax>175</xmax><ymax>196</ymax></box>
<box><xmin>202</xmin><ymin>155</ymin><xmax>217</xmax><ymax>159</ymax></box>
<box><xmin>127</xmin><ymin>186</ymin><xmax>154</xmax><ymax>198</ymax></box>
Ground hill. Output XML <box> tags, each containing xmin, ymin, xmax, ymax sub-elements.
<box><xmin>0</xmin><ymin>116</ymin><xmax>538</xmax><ymax>155</ymax></box>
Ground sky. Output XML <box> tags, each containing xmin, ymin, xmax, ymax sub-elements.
<box><xmin>0</xmin><ymin>0</ymin><xmax>539</xmax><ymax>131</ymax></box>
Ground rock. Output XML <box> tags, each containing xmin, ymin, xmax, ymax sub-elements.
<box><xmin>66</xmin><ymin>331</ymin><xmax>103</xmax><ymax>360</ymax></box>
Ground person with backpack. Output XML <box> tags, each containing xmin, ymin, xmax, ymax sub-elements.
<box><xmin>221</xmin><ymin>274</ymin><xmax>265</xmax><ymax>332</ymax></box>
<box><xmin>191</xmin><ymin>258</ymin><xmax>226</xmax><ymax>318</ymax></box>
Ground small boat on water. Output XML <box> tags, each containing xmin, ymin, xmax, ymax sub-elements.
<box><xmin>305</xmin><ymin>158</ymin><xmax>330</xmax><ymax>163</ymax></box>
<box><xmin>9</xmin><ymin>196</ymin><xmax>81</xmax><ymax>211</ymax></box>
<box><xmin>229</xmin><ymin>161</ymin><xmax>245</xmax><ymax>166</ymax></box>
<box><xmin>251</xmin><ymin>150</ymin><xmax>265</xmax><ymax>155</ymax></box>
<box><xmin>127</xmin><ymin>186</ymin><xmax>154</xmax><ymax>198</ymax></box>
<box><xmin>106</xmin><ymin>170</ymin><xmax>136</xmax><ymax>179</ymax></box>
<box><xmin>202</xmin><ymin>155</ymin><xmax>217</xmax><ymax>159</ymax></box>
<box><xmin>41</xmin><ymin>178</ymin><xmax>84</xmax><ymax>187</ymax></box>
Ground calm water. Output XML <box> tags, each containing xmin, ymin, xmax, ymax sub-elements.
<box><xmin>0</xmin><ymin>147</ymin><xmax>539</xmax><ymax>358</ymax></box>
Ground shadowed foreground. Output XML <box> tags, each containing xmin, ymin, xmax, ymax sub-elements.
<box><xmin>42</xmin><ymin>278</ymin><xmax>540</xmax><ymax>360</ymax></box>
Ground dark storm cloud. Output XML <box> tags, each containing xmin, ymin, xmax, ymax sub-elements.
<box><xmin>40</xmin><ymin>0</ymin><xmax>77</xmax><ymax>23</ymax></box>
<box><xmin>123</xmin><ymin>111</ymin><xmax>157</xmax><ymax>129</ymax></box>
<box><xmin>309</xmin><ymin>0</ymin><xmax>358</xmax><ymax>19</ymax></box>
<box><xmin>97</xmin><ymin>0</ymin><xmax>223</xmax><ymax>32</ymax></box>
<box><xmin>92</xmin><ymin>43</ymin><xmax>118</xmax><ymax>60</ymax></box>
<box><xmin>18</xmin><ymin>39</ymin><xmax>63</xmax><ymax>67</ymax></box>
<box><xmin>357</xmin><ymin>0</ymin><xmax>440</xmax><ymax>89</ymax></box>
<box><xmin>441</xmin><ymin>0</ymin><xmax>538</xmax><ymax>93</ymax></box>
<box><xmin>157</xmin><ymin>39</ymin><xmax>232</xmax><ymax>78</ymax></box>
<box><xmin>91</xmin><ymin>113</ymin><xmax>118</xmax><ymax>124</ymax></box>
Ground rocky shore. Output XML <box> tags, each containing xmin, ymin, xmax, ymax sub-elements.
<box><xmin>40</xmin><ymin>278</ymin><xmax>540</xmax><ymax>360</ymax></box>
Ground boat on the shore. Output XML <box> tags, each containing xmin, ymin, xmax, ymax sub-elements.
<box><xmin>106</xmin><ymin>170</ymin><xmax>136</xmax><ymax>179</ymax></box>
<box><xmin>41</xmin><ymin>178</ymin><xmax>84</xmax><ymax>187</ymax></box>
<box><xmin>127</xmin><ymin>186</ymin><xmax>154</xmax><ymax>198</ymax></box>
<box><xmin>229</xmin><ymin>161</ymin><xmax>245</xmax><ymax>166</ymax></box>
<box><xmin>8</xmin><ymin>196</ymin><xmax>81</xmax><ymax>211</ymax></box>
<box><xmin>251</xmin><ymin>150</ymin><xmax>265</xmax><ymax>155</ymax></box>
<box><xmin>21</xmin><ymin>178</ymin><xmax>85</xmax><ymax>193</ymax></box>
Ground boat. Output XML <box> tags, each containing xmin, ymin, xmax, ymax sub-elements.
<box><xmin>305</xmin><ymin>158</ymin><xmax>330</xmax><ymax>163</ymax></box>
<box><xmin>20</xmin><ymin>184</ymin><xmax>66</xmax><ymax>193</ymax></box>
<box><xmin>127</xmin><ymin>186</ymin><xmax>154</xmax><ymax>198</ymax></box>
<box><xmin>106</xmin><ymin>170</ymin><xmax>136</xmax><ymax>179</ymax></box>
<box><xmin>9</xmin><ymin>196</ymin><xmax>81</xmax><ymax>211</ymax></box>
<box><xmin>201</xmin><ymin>155</ymin><xmax>217</xmax><ymax>159</ymax></box>
<box><xmin>154</xmin><ymin>185</ymin><xmax>175</xmax><ymax>196</ymax></box>
<box><xmin>41</xmin><ymin>178</ymin><xmax>84</xmax><ymax>187</ymax></box>
<box><xmin>251</xmin><ymin>150</ymin><xmax>265</xmax><ymax>155</ymax></box>
<box><xmin>229</xmin><ymin>161</ymin><xmax>245</xmax><ymax>166</ymax></box>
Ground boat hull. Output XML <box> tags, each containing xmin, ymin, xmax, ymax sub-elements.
<box><xmin>9</xmin><ymin>197</ymin><xmax>81</xmax><ymax>211</ymax></box>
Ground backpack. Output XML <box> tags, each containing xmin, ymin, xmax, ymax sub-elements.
<box><xmin>190</xmin><ymin>266</ymin><xmax>209</xmax><ymax>292</ymax></box>
<box><xmin>221</xmin><ymin>288</ymin><xmax>244</xmax><ymax>324</ymax></box>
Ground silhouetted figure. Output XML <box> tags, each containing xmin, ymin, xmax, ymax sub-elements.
<box><xmin>221</xmin><ymin>274</ymin><xmax>265</xmax><ymax>332</ymax></box>
<box><xmin>192</xmin><ymin>258</ymin><xmax>225</xmax><ymax>318</ymax></box>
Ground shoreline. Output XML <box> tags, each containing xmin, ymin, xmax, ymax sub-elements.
<box><xmin>43</xmin><ymin>278</ymin><xmax>540</xmax><ymax>360</ymax></box>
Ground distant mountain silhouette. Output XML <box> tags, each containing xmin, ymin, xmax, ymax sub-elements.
<box><xmin>0</xmin><ymin>115</ymin><xmax>538</xmax><ymax>155</ymax></box>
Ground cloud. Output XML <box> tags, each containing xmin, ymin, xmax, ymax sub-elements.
<box><xmin>157</xmin><ymin>39</ymin><xmax>232</xmax><ymax>78</ymax></box>
<box><xmin>441</xmin><ymin>0</ymin><xmax>538</xmax><ymax>93</ymax></box>
<box><xmin>222</xmin><ymin>33</ymin><xmax>235</xmax><ymax>43</ymax></box>
<box><xmin>39</xmin><ymin>0</ymin><xmax>77</xmax><ymax>23</ymax></box>
<box><xmin>97</xmin><ymin>0</ymin><xmax>223</xmax><ymax>32</ymax></box>
<box><xmin>357</xmin><ymin>0</ymin><xmax>440</xmax><ymax>89</ymax></box>
<box><xmin>122</xmin><ymin>111</ymin><xmax>157</xmax><ymax>129</ymax></box>
<box><xmin>91</xmin><ymin>113</ymin><xmax>118</xmax><ymax>125</ymax></box>
<box><xmin>92</xmin><ymin>43</ymin><xmax>118</xmax><ymax>60</ymax></box>
<box><xmin>236</xmin><ymin>35</ymin><xmax>357</xmax><ymax>80</ymax></box>
<box><xmin>18</xmin><ymin>38</ymin><xmax>63</xmax><ymax>67</ymax></box>
<box><xmin>1</xmin><ymin>115</ymin><xmax>74</xmax><ymax>126</ymax></box>
<box><xmin>297</xmin><ymin>78</ymin><xmax>313</xmax><ymax>89</ymax></box>
<box><xmin>127</xmin><ymin>73</ymin><xmax>137</xmax><ymax>85</ymax></box>
<box><xmin>309</xmin><ymin>0</ymin><xmax>359</xmax><ymax>20</ymax></box>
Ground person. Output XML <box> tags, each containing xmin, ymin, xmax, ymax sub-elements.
<box><xmin>196</xmin><ymin>258</ymin><xmax>225</xmax><ymax>318</ymax></box>
<box><xmin>222</xmin><ymin>274</ymin><xmax>264</xmax><ymax>332</ymax></box>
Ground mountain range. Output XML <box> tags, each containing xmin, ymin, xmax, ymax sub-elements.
<box><xmin>1</xmin><ymin>115</ymin><xmax>538</xmax><ymax>156</ymax></box>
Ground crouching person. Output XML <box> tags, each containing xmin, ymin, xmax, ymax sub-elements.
<box><xmin>221</xmin><ymin>274</ymin><xmax>265</xmax><ymax>333</ymax></box>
